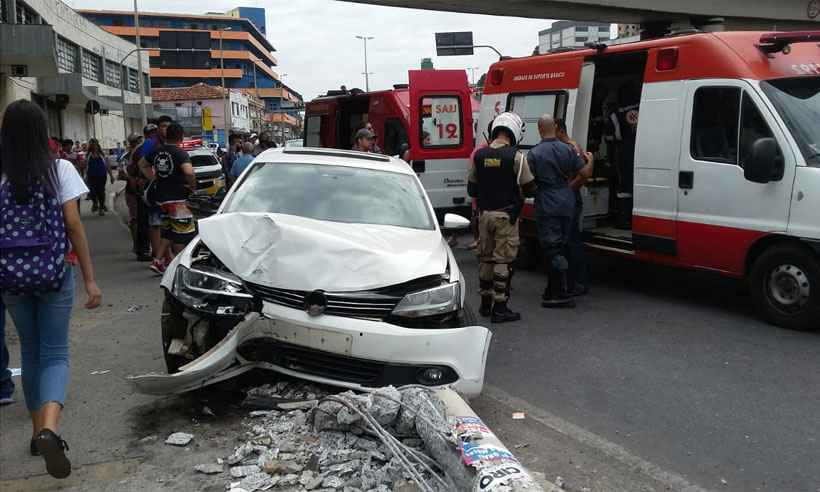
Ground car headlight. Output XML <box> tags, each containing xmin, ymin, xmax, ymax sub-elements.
<box><xmin>391</xmin><ymin>282</ymin><xmax>461</xmax><ymax>318</ymax></box>
<box><xmin>172</xmin><ymin>265</ymin><xmax>255</xmax><ymax>316</ymax></box>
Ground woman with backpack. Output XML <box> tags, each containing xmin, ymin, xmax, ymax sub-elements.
<box><xmin>0</xmin><ymin>100</ymin><xmax>102</xmax><ymax>479</ymax></box>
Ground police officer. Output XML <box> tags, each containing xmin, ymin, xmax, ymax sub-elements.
<box><xmin>468</xmin><ymin>112</ymin><xmax>536</xmax><ymax>323</ymax></box>
<box><xmin>528</xmin><ymin>115</ymin><xmax>593</xmax><ymax>308</ymax></box>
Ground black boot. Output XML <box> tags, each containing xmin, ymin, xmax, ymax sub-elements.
<box><xmin>479</xmin><ymin>296</ymin><xmax>493</xmax><ymax>317</ymax></box>
<box><xmin>542</xmin><ymin>271</ymin><xmax>576</xmax><ymax>308</ymax></box>
<box><xmin>491</xmin><ymin>301</ymin><xmax>521</xmax><ymax>323</ymax></box>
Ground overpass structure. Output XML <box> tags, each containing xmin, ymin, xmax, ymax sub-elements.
<box><xmin>341</xmin><ymin>0</ymin><xmax>820</xmax><ymax>31</ymax></box>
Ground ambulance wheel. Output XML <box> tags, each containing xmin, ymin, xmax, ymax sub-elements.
<box><xmin>161</xmin><ymin>294</ymin><xmax>189</xmax><ymax>373</ymax></box>
<box><xmin>516</xmin><ymin>237</ymin><xmax>540</xmax><ymax>270</ymax></box>
<box><xmin>750</xmin><ymin>244</ymin><xmax>820</xmax><ymax>331</ymax></box>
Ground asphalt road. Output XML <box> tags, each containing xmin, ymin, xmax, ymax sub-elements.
<box><xmin>2</xmin><ymin>198</ymin><xmax>818</xmax><ymax>492</ymax></box>
<box><xmin>459</xmin><ymin>244</ymin><xmax>820</xmax><ymax>492</ymax></box>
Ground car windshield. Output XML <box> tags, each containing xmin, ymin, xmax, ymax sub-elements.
<box><xmin>190</xmin><ymin>154</ymin><xmax>219</xmax><ymax>167</ymax></box>
<box><xmin>761</xmin><ymin>77</ymin><xmax>820</xmax><ymax>166</ymax></box>
<box><xmin>223</xmin><ymin>162</ymin><xmax>435</xmax><ymax>230</ymax></box>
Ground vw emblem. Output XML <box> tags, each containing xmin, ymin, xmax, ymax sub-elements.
<box><xmin>305</xmin><ymin>290</ymin><xmax>327</xmax><ymax>317</ymax></box>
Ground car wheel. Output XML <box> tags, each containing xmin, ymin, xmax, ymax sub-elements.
<box><xmin>750</xmin><ymin>243</ymin><xmax>820</xmax><ymax>331</ymax></box>
<box><xmin>516</xmin><ymin>237</ymin><xmax>540</xmax><ymax>270</ymax></box>
<box><xmin>161</xmin><ymin>294</ymin><xmax>190</xmax><ymax>373</ymax></box>
<box><xmin>461</xmin><ymin>302</ymin><xmax>478</xmax><ymax>326</ymax></box>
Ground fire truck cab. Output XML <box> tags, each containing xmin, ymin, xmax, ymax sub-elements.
<box><xmin>304</xmin><ymin>70</ymin><xmax>477</xmax><ymax>218</ymax></box>
<box><xmin>479</xmin><ymin>31</ymin><xmax>820</xmax><ymax>330</ymax></box>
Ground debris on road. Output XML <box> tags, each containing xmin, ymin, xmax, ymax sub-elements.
<box><xmin>554</xmin><ymin>476</ymin><xmax>566</xmax><ymax>489</ymax></box>
<box><xmin>512</xmin><ymin>412</ymin><xmax>526</xmax><ymax>420</ymax></box>
<box><xmin>165</xmin><ymin>432</ymin><xmax>194</xmax><ymax>447</ymax></box>
<box><xmin>194</xmin><ymin>463</ymin><xmax>224</xmax><ymax>475</ymax></box>
<box><xmin>200</xmin><ymin>381</ymin><xmax>542</xmax><ymax>492</ymax></box>
<box><xmin>90</xmin><ymin>370</ymin><xmax>111</xmax><ymax>375</ymax></box>
<box><xmin>138</xmin><ymin>435</ymin><xmax>158</xmax><ymax>444</ymax></box>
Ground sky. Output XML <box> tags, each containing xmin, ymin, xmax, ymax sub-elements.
<box><xmin>71</xmin><ymin>0</ymin><xmax>556</xmax><ymax>100</ymax></box>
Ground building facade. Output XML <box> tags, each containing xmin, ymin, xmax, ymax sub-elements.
<box><xmin>152</xmin><ymin>83</ymin><xmax>264</xmax><ymax>142</ymax></box>
<box><xmin>538</xmin><ymin>20</ymin><xmax>611</xmax><ymax>53</ymax></box>
<box><xmin>79</xmin><ymin>6</ymin><xmax>303</xmax><ymax>145</ymax></box>
<box><xmin>0</xmin><ymin>0</ymin><xmax>151</xmax><ymax>148</ymax></box>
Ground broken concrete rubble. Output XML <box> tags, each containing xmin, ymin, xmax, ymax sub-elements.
<box><xmin>203</xmin><ymin>381</ymin><xmax>540</xmax><ymax>492</ymax></box>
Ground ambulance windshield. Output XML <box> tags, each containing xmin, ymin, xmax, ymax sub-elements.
<box><xmin>761</xmin><ymin>77</ymin><xmax>820</xmax><ymax>166</ymax></box>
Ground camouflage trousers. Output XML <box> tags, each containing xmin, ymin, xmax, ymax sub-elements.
<box><xmin>477</xmin><ymin>211</ymin><xmax>520</xmax><ymax>303</ymax></box>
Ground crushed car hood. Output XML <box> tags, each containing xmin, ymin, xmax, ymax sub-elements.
<box><xmin>198</xmin><ymin>212</ymin><xmax>447</xmax><ymax>292</ymax></box>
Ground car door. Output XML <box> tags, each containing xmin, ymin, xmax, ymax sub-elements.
<box><xmin>676</xmin><ymin>79</ymin><xmax>795</xmax><ymax>275</ymax></box>
<box><xmin>408</xmin><ymin>69</ymin><xmax>474</xmax><ymax>212</ymax></box>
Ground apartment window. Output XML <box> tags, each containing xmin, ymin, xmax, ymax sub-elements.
<box><xmin>128</xmin><ymin>68</ymin><xmax>139</xmax><ymax>92</ymax></box>
<box><xmin>56</xmin><ymin>36</ymin><xmax>80</xmax><ymax>73</ymax></box>
<box><xmin>232</xmin><ymin>102</ymin><xmax>239</xmax><ymax>117</ymax></box>
<box><xmin>576</xmin><ymin>26</ymin><xmax>589</xmax><ymax>32</ymax></box>
<box><xmin>105</xmin><ymin>60</ymin><xmax>121</xmax><ymax>88</ymax></box>
<box><xmin>1</xmin><ymin>0</ymin><xmax>8</xmax><ymax>23</ymax></box>
<box><xmin>143</xmin><ymin>73</ymin><xmax>150</xmax><ymax>95</ymax></box>
<box><xmin>15</xmin><ymin>0</ymin><xmax>37</xmax><ymax>24</ymax></box>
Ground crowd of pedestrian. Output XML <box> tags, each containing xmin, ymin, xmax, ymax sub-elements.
<box><xmin>468</xmin><ymin>111</ymin><xmax>593</xmax><ymax>323</ymax></box>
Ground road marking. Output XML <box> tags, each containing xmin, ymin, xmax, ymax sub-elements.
<box><xmin>483</xmin><ymin>384</ymin><xmax>710</xmax><ymax>492</ymax></box>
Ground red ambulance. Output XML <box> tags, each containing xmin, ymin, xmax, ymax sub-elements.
<box><xmin>304</xmin><ymin>70</ymin><xmax>478</xmax><ymax>218</ymax></box>
<box><xmin>478</xmin><ymin>31</ymin><xmax>820</xmax><ymax>330</ymax></box>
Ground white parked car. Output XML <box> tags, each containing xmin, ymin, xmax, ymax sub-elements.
<box><xmin>130</xmin><ymin>148</ymin><xmax>491</xmax><ymax>397</ymax></box>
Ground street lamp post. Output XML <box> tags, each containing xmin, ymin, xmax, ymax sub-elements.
<box><xmin>355</xmin><ymin>35</ymin><xmax>374</xmax><ymax>91</ymax></box>
<box><xmin>132</xmin><ymin>0</ymin><xmax>147</xmax><ymax>127</ymax></box>
<box><xmin>468</xmin><ymin>66</ymin><xmax>480</xmax><ymax>86</ymax></box>
<box><xmin>220</xmin><ymin>27</ymin><xmax>232</xmax><ymax>147</ymax></box>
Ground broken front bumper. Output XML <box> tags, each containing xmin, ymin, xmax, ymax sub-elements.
<box><xmin>129</xmin><ymin>305</ymin><xmax>492</xmax><ymax>397</ymax></box>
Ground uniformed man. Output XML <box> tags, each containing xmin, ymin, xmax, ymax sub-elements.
<box><xmin>468</xmin><ymin>112</ymin><xmax>536</xmax><ymax>323</ymax></box>
<box><xmin>528</xmin><ymin>115</ymin><xmax>593</xmax><ymax>308</ymax></box>
<box><xmin>556</xmin><ymin>119</ymin><xmax>594</xmax><ymax>297</ymax></box>
<box><xmin>609</xmin><ymin>82</ymin><xmax>641</xmax><ymax>228</ymax></box>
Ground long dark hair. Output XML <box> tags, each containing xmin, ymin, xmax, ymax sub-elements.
<box><xmin>0</xmin><ymin>99</ymin><xmax>58</xmax><ymax>202</ymax></box>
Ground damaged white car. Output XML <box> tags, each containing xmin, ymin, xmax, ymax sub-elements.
<box><xmin>129</xmin><ymin>148</ymin><xmax>492</xmax><ymax>397</ymax></box>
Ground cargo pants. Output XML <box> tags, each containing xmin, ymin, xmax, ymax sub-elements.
<box><xmin>477</xmin><ymin>211</ymin><xmax>520</xmax><ymax>303</ymax></box>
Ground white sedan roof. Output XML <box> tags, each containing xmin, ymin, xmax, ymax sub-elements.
<box><xmin>255</xmin><ymin>147</ymin><xmax>414</xmax><ymax>176</ymax></box>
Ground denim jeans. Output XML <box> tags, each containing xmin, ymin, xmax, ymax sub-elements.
<box><xmin>1</xmin><ymin>266</ymin><xmax>75</xmax><ymax>411</ymax></box>
<box><xmin>1</xmin><ymin>301</ymin><xmax>15</xmax><ymax>400</ymax></box>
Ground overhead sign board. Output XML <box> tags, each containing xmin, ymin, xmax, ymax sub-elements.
<box><xmin>435</xmin><ymin>31</ymin><xmax>474</xmax><ymax>56</ymax></box>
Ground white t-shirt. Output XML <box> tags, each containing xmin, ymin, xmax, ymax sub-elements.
<box><xmin>0</xmin><ymin>159</ymin><xmax>88</xmax><ymax>204</ymax></box>
<box><xmin>55</xmin><ymin>158</ymin><xmax>89</xmax><ymax>204</ymax></box>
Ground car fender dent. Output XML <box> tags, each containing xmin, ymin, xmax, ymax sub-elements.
<box><xmin>127</xmin><ymin>312</ymin><xmax>259</xmax><ymax>395</ymax></box>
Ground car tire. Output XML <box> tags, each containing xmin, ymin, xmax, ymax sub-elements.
<box><xmin>461</xmin><ymin>302</ymin><xmax>478</xmax><ymax>326</ymax></box>
<box><xmin>750</xmin><ymin>243</ymin><xmax>820</xmax><ymax>331</ymax></box>
<box><xmin>161</xmin><ymin>294</ymin><xmax>190</xmax><ymax>373</ymax></box>
<box><xmin>516</xmin><ymin>237</ymin><xmax>540</xmax><ymax>271</ymax></box>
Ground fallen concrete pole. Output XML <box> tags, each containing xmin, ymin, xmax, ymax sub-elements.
<box><xmin>433</xmin><ymin>388</ymin><xmax>544</xmax><ymax>492</ymax></box>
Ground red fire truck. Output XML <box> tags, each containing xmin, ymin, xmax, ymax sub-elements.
<box><xmin>478</xmin><ymin>31</ymin><xmax>820</xmax><ymax>330</ymax></box>
<box><xmin>304</xmin><ymin>70</ymin><xmax>479</xmax><ymax>217</ymax></box>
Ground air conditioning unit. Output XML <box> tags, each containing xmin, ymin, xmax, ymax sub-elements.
<box><xmin>11</xmin><ymin>65</ymin><xmax>28</xmax><ymax>77</ymax></box>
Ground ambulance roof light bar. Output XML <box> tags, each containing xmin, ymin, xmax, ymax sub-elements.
<box><xmin>757</xmin><ymin>31</ymin><xmax>820</xmax><ymax>54</ymax></box>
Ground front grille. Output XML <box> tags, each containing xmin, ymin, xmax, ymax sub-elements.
<box><xmin>238</xmin><ymin>339</ymin><xmax>384</xmax><ymax>384</ymax></box>
<box><xmin>195</xmin><ymin>169</ymin><xmax>222</xmax><ymax>180</ymax></box>
<box><xmin>236</xmin><ymin>339</ymin><xmax>459</xmax><ymax>387</ymax></box>
<box><xmin>245</xmin><ymin>283</ymin><xmax>402</xmax><ymax>320</ymax></box>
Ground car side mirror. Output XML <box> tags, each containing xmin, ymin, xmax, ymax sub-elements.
<box><xmin>442</xmin><ymin>213</ymin><xmax>470</xmax><ymax>230</ymax></box>
<box><xmin>744</xmin><ymin>138</ymin><xmax>779</xmax><ymax>184</ymax></box>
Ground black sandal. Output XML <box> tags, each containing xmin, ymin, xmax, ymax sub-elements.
<box><xmin>34</xmin><ymin>429</ymin><xmax>71</xmax><ymax>479</ymax></box>
<box><xmin>30</xmin><ymin>438</ymin><xmax>40</xmax><ymax>457</ymax></box>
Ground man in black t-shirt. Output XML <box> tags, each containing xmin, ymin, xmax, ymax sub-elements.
<box><xmin>138</xmin><ymin>123</ymin><xmax>196</xmax><ymax>263</ymax></box>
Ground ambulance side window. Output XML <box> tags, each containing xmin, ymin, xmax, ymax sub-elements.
<box><xmin>507</xmin><ymin>92</ymin><xmax>568</xmax><ymax>149</ymax></box>
<box><xmin>691</xmin><ymin>87</ymin><xmax>740</xmax><ymax>165</ymax></box>
<box><xmin>420</xmin><ymin>96</ymin><xmax>462</xmax><ymax>148</ymax></box>
<box><xmin>738</xmin><ymin>92</ymin><xmax>781</xmax><ymax>171</ymax></box>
